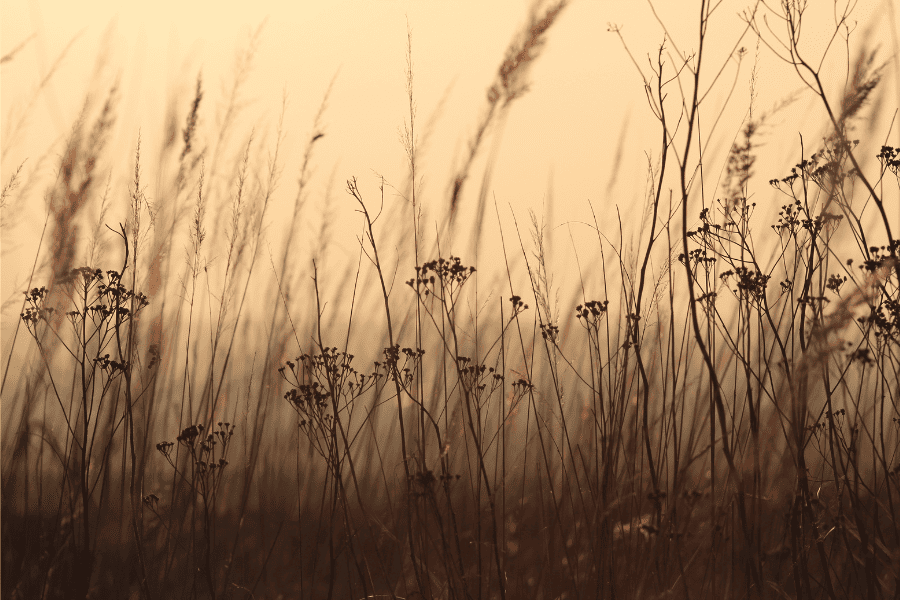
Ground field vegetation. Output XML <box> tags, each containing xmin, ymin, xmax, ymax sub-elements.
<box><xmin>2</xmin><ymin>0</ymin><xmax>899</xmax><ymax>598</ymax></box>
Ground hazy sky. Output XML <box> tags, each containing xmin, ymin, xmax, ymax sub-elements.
<box><xmin>2</xmin><ymin>0</ymin><xmax>898</xmax><ymax>338</ymax></box>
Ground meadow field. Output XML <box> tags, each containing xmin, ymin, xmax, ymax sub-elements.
<box><xmin>2</xmin><ymin>0</ymin><xmax>899</xmax><ymax>598</ymax></box>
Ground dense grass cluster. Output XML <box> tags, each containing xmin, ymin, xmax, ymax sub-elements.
<box><xmin>2</xmin><ymin>1</ymin><xmax>899</xmax><ymax>599</ymax></box>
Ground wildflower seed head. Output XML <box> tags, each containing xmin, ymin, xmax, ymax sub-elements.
<box><xmin>156</xmin><ymin>441</ymin><xmax>174</xmax><ymax>458</ymax></box>
<box><xmin>408</xmin><ymin>256</ymin><xmax>476</xmax><ymax>299</ymax></box>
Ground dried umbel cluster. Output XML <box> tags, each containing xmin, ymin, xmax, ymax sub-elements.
<box><xmin>455</xmin><ymin>355</ymin><xmax>505</xmax><ymax>395</ymax></box>
<box><xmin>278</xmin><ymin>347</ymin><xmax>381</xmax><ymax>461</ymax></box>
<box><xmin>20</xmin><ymin>267</ymin><xmax>151</xmax><ymax>391</ymax></box>
<box><xmin>406</xmin><ymin>255</ymin><xmax>477</xmax><ymax>299</ymax></box>
<box><xmin>156</xmin><ymin>422</ymin><xmax>236</xmax><ymax>499</ymax></box>
<box><xmin>20</xmin><ymin>267</ymin><xmax>149</xmax><ymax>332</ymax></box>
<box><xmin>19</xmin><ymin>286</ymin><xmax>52</xmax><ymax>327</ymax></box>
<box><xmin>377</xmin><ymin>344</ymin><xmax>426</xmax><ymax>390</ymax></box>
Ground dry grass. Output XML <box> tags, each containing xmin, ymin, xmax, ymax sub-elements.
<box><xmin>2</xmin><ymin>1</ymin><xmax>899</xmax><ymax>599</ymax></box>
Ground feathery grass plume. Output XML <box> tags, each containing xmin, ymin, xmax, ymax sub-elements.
<box><xmin>839</xmin><ymin>47</ymin><xmax>886</xmax><ymax>130</ymax></box>
<box><xmin>169</xmin><ymin>71</ymin><xmax>205</xmax><ymax>199</ymax></box>
<box><xmin>188</xmin><ymin>158</ymin><xmax>207</xmax><ymax>279</ymax></box>
<box><xmin>46</xmin><ymin>80</ymin><xmax>118</xmax><ymax>332</ymax></box>
<box><xmin>0</xmin><ymin>160</ymin><xmax>26</xmax><ymax>231</ymax></box>
<box><xmin>180</xmin><ymin>72</ymin><xmax>204</xmax><ymax>164</ymax></box>
<box><xmin>448</xmin><ymin>0</ymin><xmax>568</xmax><ymax>220</ymax></box>
<box><xmin>84</xmin><ymin>171</ymin><xmax>113</xmax><ymax>267</ymax></box>
<box><xmin>162</xmin><ymin>93</ymin><xmax>179</xmax><ymax>152</ymax></box>
<box><xmin>832</xmin><ymin>45</ymin><xmax>897</xmax><ymax>260</ymax></box>
<box><xmin>127</xmin><ymin>132</ymin><xmax>153</xmax><ymax>256</ymax></box>
<box><xmin>140</xmin><ymin>73</ymin><xmax>207</xmax><ymax>408</ymax></box>
<box><xmin>523</xmin><ymin>208</ymin><xmax>563</xmax><ymax>398</ymax></box>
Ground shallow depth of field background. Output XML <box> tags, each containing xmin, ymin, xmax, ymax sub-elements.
<box><xmin>2</xmin><ymin>0</ymin><xmax>900</xmax><ymax>597</ymax></box>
